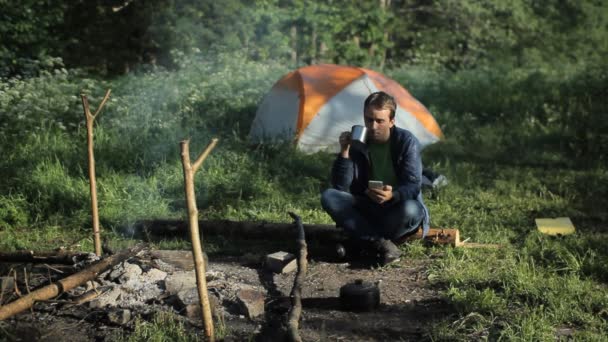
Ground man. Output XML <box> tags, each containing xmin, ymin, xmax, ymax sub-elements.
<box><xmin>321</xmin><ymin>91</ymin><xmax>430</xmax><ymax>265</ymax></box>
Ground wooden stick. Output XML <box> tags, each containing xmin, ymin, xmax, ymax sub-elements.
<box><xmin>0</xmin><ymin>245</ymin><xmax>142</xmax><ymax>320</ymax></box>
<box><xmin>286</xmin><ymin>212</ymin><xmax>307</xmax><ymax>342</ymax></box>
<box><xmin>11</xmin><ymin>269</ymin><xmax>21</xmax><ymax>297</ymax></box>
<box><xmin>460</xmin><ymin>242</ymin><xmax>503</xmax><ymax>249</ymax></box>
<box><xmin>44</xmin><ymin>264</ymin><xmax>65</xmax><ymax>274</ymax></box>
<box><xmin>23</xmin><ymin>268</ymin><xmax>30</xmax><ymax>295</ymax></box>
<box><xmin>180</xmin><ymin>138</ymin><xmax>217</xmax><ymax>342</ymax></box>
<box><xmin>69</xmin><ymin>286</ymin><xmax>111</xmax><ymax>305</ymax></box>
<box><xmin>403</xmin><ymin>228</ymin><xmax>461</xmax><ymax>246</ymax></box>
<box><xmin>81</xmin><ymin>89</ymin><xmax>111</xmax><ymax>256</ymax></box>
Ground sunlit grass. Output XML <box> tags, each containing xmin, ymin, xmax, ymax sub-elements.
<box><xmin>115</xmin><ymin>311</ymin><xmax>201</xmax><ymax>342</ymax></box>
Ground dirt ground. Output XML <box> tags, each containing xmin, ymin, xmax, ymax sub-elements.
<box><xmin>0</xmin><ymin>249</ymin><xmax>455</xmax><ymax>342</ymax></box>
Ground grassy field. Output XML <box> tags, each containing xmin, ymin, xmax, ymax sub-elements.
<box><xmin>1</xmin><ymin>54</ymin><xmax>606</xmax><ymax>340</ymax></box>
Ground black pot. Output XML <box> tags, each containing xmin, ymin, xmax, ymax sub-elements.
<box><xmin>339</xmin><ymin>279</ymin><xmax>380</xmax><ymax>311</ymax></box>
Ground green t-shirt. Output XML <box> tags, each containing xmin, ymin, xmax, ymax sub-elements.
<box><xmin>368</xmin><ymin>142</ymin><xmax>397</xmax><ymax>187</ymax></box>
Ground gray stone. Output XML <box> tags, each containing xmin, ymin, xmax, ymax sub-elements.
<box><xmin>149</xmin><ymin>250</ymin><xmax>208</xmax><ymax>271</ymax></box>
<box><xmin>89</xmin><ymin>286</ymin><xmax>122</xmax><ymax>308</ymax></box>
<box><xmin>177</xmin><ymin>288</ymin><xmax>199</xmax><ymax>305</ymax></box>
<box><xmin>178</xmin><ymin>293</ymin><xmax>220</xmax><ymax>321</ymax></box>
<box><xmin>84</xmin><ymin>280</ymin><xmax>100</xmax><ymax>292</ymax></box>
<box><xmin>236</xmin><ymin>289</ymin><xmax>265</xmax><ymax>319</ymax></box>
<box><xmin>265</xmin><ymin>251</ymin><xmax>296</xmax><ymax>273</ymax></box>
<box><xmin>185</xmin><ymin>303</ymin><xmax>201</xmax><ymax>321</ymax></box>
<box><xmin>144</xmin><ymin>268</ymin><xmax>167</xmax><ymax>283</ymax></box>
<box><xmin>164</xmin><ymin>270</ymin><xmax>218</xmax><ymax>295</ymax></box>
<box><xmin>107</xmin><ymin>309</ymin><xmax>131</xmax><ymax>325</ymax></box>
<box><xmin>108</xmin><ymin>262</ymin><xmax>142</xmax><ymax>283</ymax></box>
<box><xmin>164</xmin><ymin>271</ymin><xmax>196</xmax><ymax>294</ymax></box>
<box><xmin>280</xmin><ymin>259</ymin><xmax>297</xmax><ymax>274</ymax></box>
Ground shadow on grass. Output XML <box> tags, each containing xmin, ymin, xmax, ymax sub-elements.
<box><xmin>298</xmin><ymin>298</ymin><xmax>454</xmax><ymax>341</ymax></box>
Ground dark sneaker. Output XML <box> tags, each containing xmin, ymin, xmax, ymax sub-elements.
<box><xmin>335</xmin><ymin>238</ymin><xmax>367</xmax><ymax>260</ymax></box>
<box><xmin>335</xmin><ymin>243</ymin><xmax>347</xmax><ymax>259</ymax></box>
<box><xmin>372</xmin><ymin>238</ymin><xmax>401</xmax><ymax>265</ymax></box>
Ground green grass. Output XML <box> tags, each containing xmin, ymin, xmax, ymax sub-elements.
<box><xmin>115</xmin><ymin>311</ymin><xmax>202</xmax><ymax>342</ymax></box>
<box><xmin>1</xmin><ymin>56</ymin><xmax>607</xmax><ymax>340</ymax></box>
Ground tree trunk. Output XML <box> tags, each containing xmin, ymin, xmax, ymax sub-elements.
<box><xmin>379</xmin><ymin>0</ymin><xmax>391</xmax><ymax>68</ymax></box>
<box><xmin>319</xmin><ymin>41</ymin><xmax>328</xmax><ymax>62</ymax></box>
<box><xmin>310</xmin><ymin>27</ymin><xmax>317</xmax><ymax>64</ymax></box>
<box><xmin>291</xmin><ymin>25</ymin><xmax>298</xmax><ymax>64</ymax></box>
<box><xmin>380</xmin><ymin>32</ymin><xmax>389</xmax><ymax>68</ymax></box>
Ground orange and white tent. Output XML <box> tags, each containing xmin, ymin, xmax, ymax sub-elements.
<box><xmin>250</xmin><ymin>64</ymin><xmax>443</xmax><ymax>153</ymax></box>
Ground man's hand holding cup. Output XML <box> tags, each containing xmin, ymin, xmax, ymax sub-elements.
<box><xmin>339</xmin><ymin>131</ymin><xmax>351</xmax><ymax>158</ymax></box>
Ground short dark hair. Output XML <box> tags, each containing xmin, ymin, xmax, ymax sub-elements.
<box><xmin>364</xmin><ymin>91</ymin><xmax>396</xmax><ymax>119</ymax></box>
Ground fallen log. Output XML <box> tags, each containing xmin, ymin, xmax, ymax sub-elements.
<box><xmin>0</xmin><ymin>245</ymin><xmax>143</xmax><ymax>321</ymax></box>
<box><xmin>135</xmin><ymin>219</ymin><xmax>463</xmax><ymax>246</ymax></box>
<box><xmin>134</xmin><ymin>219</ymin><xmax>344</xmax><ymax>241</ymax></box>
<box><xmin>0</xmin><ymin>251</ymin><xmax>93</xmax><ymax>265</ymax></box>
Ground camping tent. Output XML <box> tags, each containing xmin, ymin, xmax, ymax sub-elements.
<box><xmin>250</xmin><ymin>64</ymin><xmax>443</xmax><ymax>153</ymax></box>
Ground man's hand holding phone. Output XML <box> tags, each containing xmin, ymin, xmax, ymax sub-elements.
<box><xmin>366</xmin><ymin>180</ymin><xmax>393</xmax><ymax>204</ymax></box>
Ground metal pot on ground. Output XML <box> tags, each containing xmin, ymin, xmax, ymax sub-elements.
<box><xmin>339</xmin><ymin>279</ymin><xmax>380</xmax><ymax>312</ymax></box>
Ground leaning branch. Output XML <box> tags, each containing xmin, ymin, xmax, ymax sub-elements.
<box><xmin>192</xmin><ymin>138</ymin><xmax>219</xmax><ymax>173</ymax></box>
<box><xmin>0</xmin><ymin>245</ymin><xmax>143</xmax><ymax>321</ymax></box>
<box><xmin>93</xmin><ymin>89</ymin><xmax>112</xmax><ymax>117</ymax></box>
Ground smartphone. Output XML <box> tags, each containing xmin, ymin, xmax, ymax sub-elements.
<box><xmin>368</xmin><ymin>180</ymin><xmax>384</xmax><ymax>190</ymax></box>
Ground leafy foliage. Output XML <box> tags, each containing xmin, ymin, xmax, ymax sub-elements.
<box><xmin>0</xmin><ymin>195</ymin><xmax>28</xmax><ymax>228</ymax></box>
<box><xmin>3</xmin><ymin>0</ymin><xmax>607</xmax><ymax>75</ymax></box>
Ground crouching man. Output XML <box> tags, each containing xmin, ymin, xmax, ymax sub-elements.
<box><xmin>321</xmin><ymin>91</ymin><xmax>430</xmax><ymax>265</ymax></box>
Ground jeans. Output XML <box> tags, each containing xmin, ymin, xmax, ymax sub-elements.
<box><xmin>321</xmin><ymin>188</ymin><xmax>424</xmax><ymax>241</ymax></box>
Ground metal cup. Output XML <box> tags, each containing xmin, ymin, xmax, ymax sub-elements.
<box><xmin>350</xmin><ymin>125</ymin><xmax>368</xmax><ymax>145</ymax></box>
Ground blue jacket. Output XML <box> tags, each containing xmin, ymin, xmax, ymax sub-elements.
<box><xmin>330</xmin><ymin>126</ymin><xmax>430</xmax><ymax>236</ymax></box>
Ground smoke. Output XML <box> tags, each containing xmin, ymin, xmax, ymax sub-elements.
<box><xmin>88</xmin><ymin>2</ymin><xmax>302</xmax><ymax>230</ymax></box>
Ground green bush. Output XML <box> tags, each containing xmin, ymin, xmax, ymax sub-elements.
<box><xmin>0</xmin><ymin>195</ymin><xmax>28</xmax><ymax>228</ymax></box>
<box><xmin>391</xmin><ymin>63</ymin><xmax>607</xmax><ymax>166</ymax></box>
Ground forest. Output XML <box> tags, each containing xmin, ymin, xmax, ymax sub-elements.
<box><xmin>1</xmin><ymin>0</ymin><xmax>607</xmax><ymax>340</ymax></box>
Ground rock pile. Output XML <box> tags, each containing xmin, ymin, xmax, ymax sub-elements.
<box><xmin>80</xmin><ymin>250</ymin><xmax>272</xmax><ymax>325</ymax></box>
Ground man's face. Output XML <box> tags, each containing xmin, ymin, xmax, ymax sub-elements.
<box><xmin>364</xmin><ymin>106</ymin><xmax>394</xmax><ymax>143</ymax></box>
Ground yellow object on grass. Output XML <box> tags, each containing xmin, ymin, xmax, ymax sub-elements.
<box><xmin>535</xmin><ymin>217</ymin><xmax>576</xmax><ymax>235</ymax></box>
